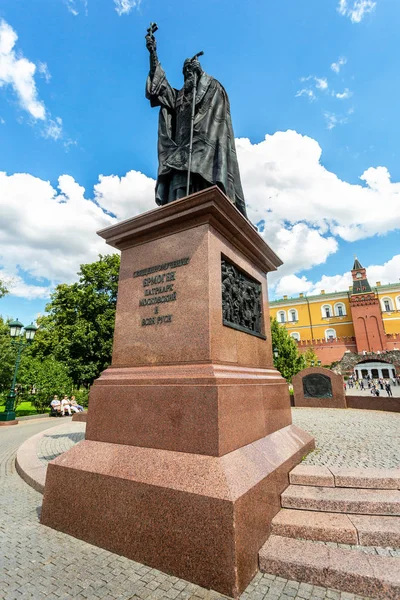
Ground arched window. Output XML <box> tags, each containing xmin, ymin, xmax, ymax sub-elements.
<box><xmin>396</xmin><ymin>296</ymin><xmax>400</xmax><ymax>310</ymax></box>
<box><xmin>290</xmin><ymin>332</ymin><xmax>300</xmax><ymax>341</ymax></box>
<box><xmin>381</xmin><ymin>297</ymin><xmax>394</xmax><ymax>312</ymax></box>
<box><xmin>334</xmin><ymin>302</ymin><xmax>346</xmax><ymax>317</ymax></box>
<box><xmin>277</xmin><ymin>310</ymin><xmax>286</xmax><ymax>323</ymax></box>
<box><xmin>289</xmin><ymin>309</ymin><xmax>298</xmax><ymax>322</ymax></box>
<box><xmin>321</xmin><ymin>304</ymin><xmax>333</xmax><ymax>318</ymax></box>
<box><xmin>325</xmin><ymin>328</ymin><xmax>336</xmax><ymax>341</ymax></box>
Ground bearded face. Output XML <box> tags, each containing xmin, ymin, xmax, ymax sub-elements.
<box><xmin>182</xmin><ymin>60</ymin><xmax>201</xmax><ymax>92</ymax></box>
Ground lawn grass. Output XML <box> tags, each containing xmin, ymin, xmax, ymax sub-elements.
<box><xmin>0</xmin><ymin>400</ymin><xmax>49</xmax><ymax>417</ymax></box>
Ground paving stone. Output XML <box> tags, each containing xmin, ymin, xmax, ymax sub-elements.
<box><xmin>1</xmin><ymin>415</ymin><xmax>386</xmax><ymax>600</ymax></box>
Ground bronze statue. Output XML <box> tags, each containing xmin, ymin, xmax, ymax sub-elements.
<box><xmin>145</xmin><ymin>23</ymin><xmax>247</xmax><ymax>218</ymax></box>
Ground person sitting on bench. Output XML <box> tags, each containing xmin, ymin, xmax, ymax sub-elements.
<box><xmin>50</xmin><ymin>395</ymin><xmax>61</xmax><ymax>414</ymax></box>
<box><xmin>69</xmin><ymin>396</ymin><xmax>84</xmax><ymax>413</ymax></box>
<box><xmin>61</xmin><ymin>395</ymin><xmax>72</xmax><ymax>416</ymax></box>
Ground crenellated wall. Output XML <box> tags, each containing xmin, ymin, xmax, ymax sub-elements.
<box><xmin>297</xmin><ymin>337</ymin><xmax>357</xmax><ymax>364</ymax></box>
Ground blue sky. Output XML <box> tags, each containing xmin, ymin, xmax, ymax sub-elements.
<box><xmin>1</xmin><ymin>0</ymin><xmax>400</xmax><ymax>325</ymax></box>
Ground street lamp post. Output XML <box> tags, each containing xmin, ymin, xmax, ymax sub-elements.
<box><xmin>0</xmin><ymin>320</ymin><xmax>38</xmax><ymax>426</ymax></box>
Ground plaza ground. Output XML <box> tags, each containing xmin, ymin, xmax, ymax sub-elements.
<box><xmin>1</xmin><ymin>409</ymin><xmax>399</xmax><ymax>600</ymax></box>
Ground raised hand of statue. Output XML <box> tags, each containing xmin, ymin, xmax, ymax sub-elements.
<box><xmin>145</xmin><ymin>33</ymin><xmax>157</xmax><ymax>54</ymax></box>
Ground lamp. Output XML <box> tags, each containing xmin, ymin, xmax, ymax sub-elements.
<box><xmin>9</xmin><ymin>319</ymin><xmax>24</xmax><ymax>338</ymax></box>
<box><xmin>273</xmin><ymin>347</ymin><xmax>279</xmax><ymax>359</ymax></box>
<box><xmin>0</xmin><ymin>320</ymin><xmax>38</xmax><ymax>424</ymax></box>
<box><xmin>24</xmin><ymin>323</ymin><xmax>38</xmax><ymax>341</ymax></box>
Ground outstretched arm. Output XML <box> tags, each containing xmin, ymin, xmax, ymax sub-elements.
<box><xmin>145</xmin><ymin>33</ymin><xmax>159</xmax><ymax>77</ymax></box>
<box><xmin>145</xmin><ymin>32</ymin><xmax>176</xmax><ymax>109</ymax></box>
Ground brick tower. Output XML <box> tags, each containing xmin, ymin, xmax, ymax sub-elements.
<box><xmin>350</xmin><ymin>257</ymin><xmax>387</xmax><ymax>352</ymax></box>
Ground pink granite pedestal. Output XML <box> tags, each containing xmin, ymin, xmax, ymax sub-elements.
<box><xmin>41</xmin><ymin>188</ymin><xmax>314</xmax><ymax>598</ymax></box>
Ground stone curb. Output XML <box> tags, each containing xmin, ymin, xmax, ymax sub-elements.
<box><xmin>15</xmin><ymin>423</ymin><xmax>77</xmax><ymax>494</ymax></box>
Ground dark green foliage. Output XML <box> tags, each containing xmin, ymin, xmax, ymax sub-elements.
<box><xmin>0</xmin><ymin>317</ymin><xmax>15</xmax><ymax>398</ymax></box>
<box><xmin>31</xmin><ymin>254</ymin><xmax>120</xmax><ymax>387</ymax></box>
<box><xmin>270</xmin><ymin>317</ymin><xmax>305</xmax><ymax>382</ymax></box>
<box><xmin>18</xmin><ymin>356</ymin><xmax>73</xmax><ymax>413</ymax></box>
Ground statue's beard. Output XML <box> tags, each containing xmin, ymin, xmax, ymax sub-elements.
<box><xmin>183</xmin><ymin>73</ymin><xmax>195</xmax><ymax>93</ymax></box>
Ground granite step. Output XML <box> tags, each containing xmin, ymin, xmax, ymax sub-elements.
<box><xmin>271</xmin><ymin>509</ymin><xmax>357</xmax><ymax>543</ymax></box>
<box><xmin>290</xmin><ymin>465</ymin><xmax>400</xmax><ymax>489</ymax></box>
<box><xmin>281</xmin><ymin>485</ymin><xmax>400</xmax><ymax>515</ymax></box>
<box><xmin>271</xmin><ymin>509</ymin><xmax>400</xmax><ymax>546</ymax></box>
<box><xmin>259</xmin><ymin>535</ymin><xmax>400</xmax><ymax>599</ymax></box>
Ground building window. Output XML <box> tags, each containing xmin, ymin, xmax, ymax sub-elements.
<box><xmin>381</xmin><ymin>297</ymin><xmax>393</xmax><ymax>312</ymax></box>
<box><xmin>289</xmin><ymin>309</ymin><xmax>298</xmax><ymax>322</ymax></box>
<box><xmin>334</xmin><ymin>302</ymin><xmax>346</xmax><ymax>317</ymax></box>
<box><xmin>396</xmin><ymin>296</ymin><xmax>400</xmax><ymax>310</ymax></box>
<box><xmin>321</xmin><ymin>304</ymin><xmax>332</xmax><ymax>318</ymax></box>
<box><xmin>290</xmin><ymin>332</ymin><xmax>300</xmax><ymax>341</ymax></box>
<box><xmin>278</xmin><ymin>311</ymin><xmax>286</xmax><ymax>323</ymax></box>
<box><xmin>325</xmin><ymin>328</ymin><xmax>336</xmax><ymax>341</ymax></box>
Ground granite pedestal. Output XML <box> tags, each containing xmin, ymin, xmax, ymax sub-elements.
<box><xmin>41</xmin><ymin>187</ymin><xmax>314</xmax><ymax>598</ymax></box>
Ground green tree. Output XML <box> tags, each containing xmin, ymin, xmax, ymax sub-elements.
<box><xmin>32</xmin><ymin>254</ymin><xmax>120</xmax><ymax>387</ymax></box>
<box><xmin>0</xmin><ymin>280</ymin><xmax>8</xmax><ymax>299</ymax></box>
<box><xmin>0</xmin><ymin>317</ymin><xmax>15</xmax><ymax>399</ymax></box>
<box><xmin>303</xmin><ymin>346</ymin><xmax>319</xmax><ymax>368</ymax></box>
<box><xmin>270</xmin><ymin>317</ymin><xmax>305</xmax><ymax>382</ymax></box>
<box><xmin>18</xmin><ymin>356</ymin><xmax>73</xmax><ymax>412</ymax></box>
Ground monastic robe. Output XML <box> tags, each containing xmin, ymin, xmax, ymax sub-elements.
<box><xmin>146</xmin><ymin>63</ymin><xmax>247</xmax><ymax>217</ymax></box>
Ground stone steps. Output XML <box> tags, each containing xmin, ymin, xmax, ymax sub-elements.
<box><xmin>259</xmin><ymin>535</ymin><xmax>400</xmax><ymax>600</ymax></box>
<box><xmin>289</xmin><ymin>464</ymin><xmax>400</xmax><ymax>489</ymax></box>
<box><xmin>281</xmin><ymin>484</ymin><xmax>400</xmax><ymax>515</ymax></box>
<box><xmin>271</xmin><ymin>509</ymin><xmax>400</xmax><ymax>546</ymax></box>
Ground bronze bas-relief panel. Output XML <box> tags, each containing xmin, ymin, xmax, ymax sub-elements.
<box><xmin>303</xmin><ymin>374</ymin><xmax>333</xmax><ymax>398</ymax></box>
<box><xmin>221</xmin><ymin>257</ymin><xmax>265</xmax><ymax>339</ymax></box>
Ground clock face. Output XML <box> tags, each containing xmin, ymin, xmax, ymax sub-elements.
<box><xmin>356</xmin><ymin>272</ymin><xmax>362</xmax><ymax>279</ymax></box>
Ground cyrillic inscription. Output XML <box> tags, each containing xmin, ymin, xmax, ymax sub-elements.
<box><xmin>134</xmin><ymin>257</ymin><xmax>190</xmax><ymax>326</ymax></box>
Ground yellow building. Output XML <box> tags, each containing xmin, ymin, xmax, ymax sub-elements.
<box><xmin>269</xmin><ymin>258</ymin><xmax>400</xmax><ymax>363</ymax></box>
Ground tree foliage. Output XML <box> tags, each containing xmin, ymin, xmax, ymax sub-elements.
<box><xmin>303</xmin><ymin>346</ymin><xmax>319</xmax><ymax>368</ymax></box>
<box><xmin>0</xmin><ymin>279</ymin><xmax>8</xmax><ymax>299</ymax></box>
<box><xmin>0</xmin><ymin>317</ymin><xmax>15</xmax><ymax>397</ymax></box>
<box><xmin>270</xmin><ymin>317</ymin><xmax>305</xmax><ymax>382</ymax></box>
<box><xmin>32</xmin><ymin>254</ymin><xmax>120</xmax><ymax>387</ymax></box>
<box><xmin>18</xmin><ymin>356</ymin><xmax>73</xmax><ymax>412</ymax></box>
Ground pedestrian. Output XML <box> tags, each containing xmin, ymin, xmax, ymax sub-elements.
<box><xmin>385</xmin><ymin>383</ymin><xmax>393</xmax><ymax>397</ymax></box>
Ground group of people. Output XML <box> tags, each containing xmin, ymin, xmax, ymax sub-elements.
<box><xmin>346</xmin><ymin>374</ymin><xmax>396</xmax><ymax>397</ymax></box>
<box><xmin>50</xmin><ymin>394</ymin><xmax>84</xmax><ymax>416</ymax></box>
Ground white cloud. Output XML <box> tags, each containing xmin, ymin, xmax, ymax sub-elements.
<box><xmin>338</xmin><ymin>0</ymin><xmax>376</xmax><ymax>23</ymax></box>
<box><xmin>323</xmin><ymin>111</ymin><xmax>348</xmax><ymax>129</ymax></box>
<box><xmin>0</xmin><ymin>117</ymin><xmax>4</xmax><ymax>124</ymax></box>
<box><xmin>335</xmin><ymin>88</ymin><xmax>352</xmax><ymax>99</ymax></box>
<box><xmin>37</xmin><ymin>62</ymin><xmax>51</xmax><ymax>83</ymax></box>
<box><xmin>94</xmin><ymin>170</ymin><xmax>156</xmax><ymax>220</ymax></box>
<box><xmin>331</xmin><ymin>56</ymin><xmax>347</xmax><ymax>74</ymax></box>
<box><xmin>43</xmin><ymin>117</ymin><xmax>63</xmax><ymax>141</ymax></box>
<box><xmin>315</xmin><ymin>78</ymin><xmax>328</xmax><ymax>91</ymax></box>
<box><xmin>296</xmin><ymin>77</ymin><xmax>328</xmax><ymax>101</ymax></box>
<box><xmin>114</xmin><ymin>0</ymin><xmax>141</xmax><ymax>15</ymax></box>
<box><xmin>274</xmin><ymin>255</ymin><xmax>400</xmax><ymax>298</ymax></box>
<box><xmin>236</xmin><ymin>130</ymin><xmax>400</xmax><ymax>276</ymax></box>
<box><xmin>63</xmin><ymin>0</ymin><xmax>88</xmax><ymax>16</ymax></box>
<box><xmin>2</xmin><ymin>130</ymin><xmax>400</xmax><ymax>301</ymax></box>
<box><xmin>0</xmin><ymin>19</ymin><xmax>65</xmax><ymax>142</ymax></box>
<box><xmin>295</xmin><ymin>88</ymin><xmax>316</xmax><ymax>101</ymax></box>
<box><xmin>0</xmin><ymin>19</ymin><xmax>46</xmax><ymax>120</ymax></box>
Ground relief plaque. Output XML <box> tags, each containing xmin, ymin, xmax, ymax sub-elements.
<box><xmin>221</xmin><ymin>257</ymin><xmax>265</xmax><ymax>339</ymax></box>
<box><xmin>303</xmin><ymin>374</ymin><xmax>333</xmax><ymax>398</ymax></box>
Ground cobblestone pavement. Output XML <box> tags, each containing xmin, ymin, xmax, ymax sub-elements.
<box><xmin>33</xmin><ymin>408</ymin><xmax>400</xmax><ymax>472</ymax></box>
<box><xmin>1</xmin><ymin>418</ymin><xmax>376</xmax><ymax>599</ymax></box>
<box><xmin>292</xmin><ymin>408</ymin><xmax>400</xmax><ymax>468</ymax></box>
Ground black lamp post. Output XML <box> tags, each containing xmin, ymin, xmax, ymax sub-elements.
<box><xmin>317</xmin><ymin>360</ymin><xmax>322</xmax><ymax>366</ymax></box>
<box><xmin>0</xmin><ymin>320</ymin><xmax>38</xmax><ymax>425</ymax></box>
<box><xmin>311</xmin><ymin>361</ymin><xmax>315</xmax><ymax>367</ymax></box>
<box><xmin>273</xmin><ymin>347</ymin><xmax>279</xmax><ymax>360</ymax></box>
